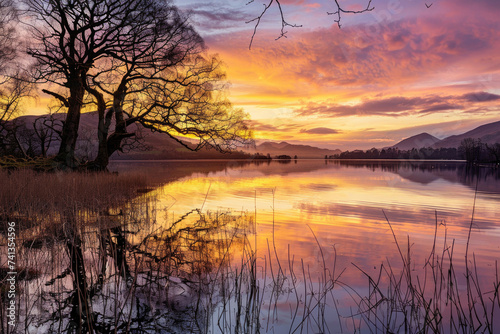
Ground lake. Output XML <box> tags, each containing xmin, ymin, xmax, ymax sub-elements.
<box><xmin>107</xmin><ymin>159</ymin><xmax>500</xmax><ymax>333</ymax></box>
<box><xmin>4</xmin><ymin>160</ymin><xmax>500</xmax><ymax>333</ymax></box>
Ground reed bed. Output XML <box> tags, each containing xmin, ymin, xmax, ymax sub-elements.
<box><xmin>341</xmin><ymin>212</ymin><xmax>500</xmax><ymax>333</ymax></box>
<box><xmin>0</xmin><ymin>170</ymin><xmax>499</xmax><ymax>333</ymax></box>
<box><xmin>0</xmin><ymin>169</ymin><xmax>149</xmax><ymax>213</ymax></box>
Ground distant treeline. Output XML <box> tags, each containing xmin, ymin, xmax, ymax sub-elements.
<box><xmin>330</xmin><ymin>147</ymin><xmax>460</xmax><ymax>160</ymax></box>
<box><xmin>328</xmin><ymin>139</ymin><xmax>500</xmax><ymax>163</ymax></box>
<box><xmin>252</xmin><ymin>153</ymin><xmax>297</xmax><ymax>160</ymax></box>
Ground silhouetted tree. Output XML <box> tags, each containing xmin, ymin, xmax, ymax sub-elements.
<box><xmin>0</xmin><ymin>0</ymin><xmax>15</xmax><ymax>76</ymax></box>
<box><xmin>335</xmin><ymin>146</ymin><xmax>460</xmax><ymax>160</ymax></box>
<box><xmin>459</xmin><ymin>138</ymin><xmax>483</xmax><ymax>163</ymax></box>
<box><xmin>0</xmin><ymin>1</ymin><xmax>33</xmax><ymax>157</ymax></box>
<box><xmin>25</xmin><ymin>0</ymin><xmax>103</xmax><ymax>166</ymax></box>
<box><xmin>485</xmin><ymin>143</ymin><xmax>500</xmax><ymax>163</ymax></box>
<box><xmin>0</xmin><ymin>77</ymin><xmax>33</xmax><ymax>157</ymax></box>
<box><xmin>26</xmin><ymin>0</ymin><xmax>252</xmax><ymax>169</ymax></box>
<box><xmin>33</xmin><ymin>115</ymin><xmax>61</xmax><ymax>158</ymax></box>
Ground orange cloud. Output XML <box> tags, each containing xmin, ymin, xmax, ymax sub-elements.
<box><xmin>199</xmin><ymin>0</ymin><xmax>500</xmax><ymax>149</ymax></box>
<box><xmin>209</xmin><ymin>14</ymin><xmax>500</xmax><ymax>103</ymax></box>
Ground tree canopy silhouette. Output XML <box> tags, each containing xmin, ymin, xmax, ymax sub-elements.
<box><xmin>25</xmin><ymin>0</ymin><xmax>252</xmax><ymax>169</ymax></box>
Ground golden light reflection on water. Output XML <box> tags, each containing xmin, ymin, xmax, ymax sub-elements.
<box><xmin>120</xmin><ymin>160</ymin><xmax>500</xmax><ymax>289</ymax></box>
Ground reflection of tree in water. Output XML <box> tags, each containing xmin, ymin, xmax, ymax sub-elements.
<box><xmin>3</xmin><ymin>166</ymin><xmax>499</xmax><ymax>333</ymax></box>
<box><xmin>330</xmin><ymin>160</ymin><xmax>500</xmax><ymax>192</ymax></box>
<box><xmin>459</xmin><ymin>163</ymin><xmax>500</xmax><ymax>185</ymax></box>
<box><xmin>3</xmin><ymin>191</ymin><xmax>254</xmax><ymax>333</ymax></box>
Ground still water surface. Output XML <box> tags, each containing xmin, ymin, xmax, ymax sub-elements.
<box><xmin>110</xmin><ymin>159</ymin><xmax>500</xmax><ymax>266</ymax></box>
<box><xmin>109</xmin><ymin>159</ymin><xmax>500</xmax><ymax>331</ymax></box>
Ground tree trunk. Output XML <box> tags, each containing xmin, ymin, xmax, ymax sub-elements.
<box><xmin>104</xmin><ymin>85</ymin><xmax>135</xmax><ymax>161</ymax></box>
<box><xmin>57</xmin><ymin>77</ymin><xmax>85</xmax><ymax>168</ymax></box>
<box><xmin>87</xmin><ymin>83</ymin><xmax>133</xmax><ymax>170</ymax></box>
<box><xmin>87</xmin><ymin>86</ymin><xmax>110</xmax><ymax>171</ymax></box>
<box><xmin>113</xmin><ymin>86</ymin><xmax>127</xmax><ymax>134</ymax></box>
<box><xmin>91</xmin><ymin>120</ymin><xmax>111</xmax><ymax>171</ymax></box>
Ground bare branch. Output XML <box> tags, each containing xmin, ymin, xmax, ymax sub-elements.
<box><xmin>327</xmin><ymin>0</ymin><xmax>374</xmax><ymax>28</ymax></box>
<box><xmin>246</xmin><ymin>0</ymin><xmax>302</xmax><ymax>49</ymax></box>
<box><xmin>246</xmin><ymin>0</ymin><xmax>374</xmax><ymax>48</ymax></box>
<box><xmin>42</xmin><ymin>89</ymin><xmax>69</xmax><ymax>107</ymax></box>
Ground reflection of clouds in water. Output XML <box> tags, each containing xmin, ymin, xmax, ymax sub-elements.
<box><xmin>231</xmin><ymin>187</ymin><xmax>277</xmax><ymax>199</ymax></box>
<box><xmin>118</xmin><ymin>160</ymin><xmax>500</xmax><ymax>275</ymax></box>
<box><xmin>293</xmin><ymin>201</ymin><xmax>500</xmax><ymax>229</ymax></box>
<box><xmin>112</xmin><ymin>161</ymin><xmax>500</xmax><ymax>197</ymax></box>
<box><xmin>289</xmin><ymin>222</ymin><xmax>400</xmax><ymax>286</ymax></box>
<box><xmin>300</xmin><ymin>183</ymin><xmax>337</xmax><ymax>191</ymax></box>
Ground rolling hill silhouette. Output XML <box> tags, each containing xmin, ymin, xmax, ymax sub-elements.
<box><xmin>391</xmin><ymin>120</ymin><xmax>500</xmax><ymax>150</ymax></box>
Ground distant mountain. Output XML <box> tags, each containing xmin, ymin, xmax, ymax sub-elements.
<box><xmin>391</xmin><ymin>133</ymin><xmax>441</xmax><ymax>150</ymax></box>
<box><xmin>249</xmin><ymin>141</ymin><xmax>341</xmax><ymax>159</ymax></box>
<box><xmin>432</xmin><ymin>120</ymin><xmax>500</xmax><ymax>148</ymax></box>
<box><xmin>389</xmin><ymin>120</ymin><xmax>500</xmax><ymax>150</ymax></box>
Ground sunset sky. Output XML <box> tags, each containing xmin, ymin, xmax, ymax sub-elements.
<box><xmin>176</xmin><ymin>0</ymin><xmax>500</xmax><ymax>150</ymax></box>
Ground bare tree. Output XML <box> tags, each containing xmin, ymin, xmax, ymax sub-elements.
<box><xmin>25</xmin><ymin>0</ymin><xmax>118</xmax><ymax>166</ymax></box>
<box><xmin>83</xmin><ymin>0</ymin><xmax>218</xmax><ymax>169</ymax></box>
<box><xmin>0</xmin><ymin>0</ymin><xmax>16</xmax><ymax>77</ymax></box>
<box><xmin>25</xmin><ymin>0</ymin><xmax>251</xmax><ymax>169</ymax></box>
<box><xmin>0</xmin><ymin>0</ymin><xmax>22</xmax><ymax>122</ymax></box>
<box><xmin>0</xmin><ymin>1</ymin><xmax>34</xmax><ymax>157</ymax></box>
<box><xmin>88</xmin><ymin>49</ymin><xmax>252</xmax><ymax>169</ymax></box>
<box><xmin>485</xmin><ymin>143</ymin><xmax>500</xmax><ymax>163</ymax></box>
<box><xmin>0</xmin><ymin>76</ymin><xmax>31</xmax><ymax>125</ymax></box>
<box><xmin>459</xmin><ymin>138</ymin><xmax>483</xmax><ymax>163</ymax></box>
<box><xmin>33</xmin><ymin>114</ymin><xmax>62</xmax><ymax>157</ymax></box>
<box><xmin>0</xmin><ymin>80</ymin><xmax>32</xmax><ymax>157</ymax></box>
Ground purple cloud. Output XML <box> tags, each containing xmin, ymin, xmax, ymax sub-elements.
<box><xmin>462</xmin><ymin>91</ymin><xmax>500</xmax><ymax>102</ymax></box>
<box><xmin>300</xmin><ymin>127</ymin><xmax>341</xmax><ymax>134</ymax></box>
<box><xmin>296</xmin><ymin>91</ymin><xmax>499</xmax><ymax>117</ymax></box>
<box><xmin>246</xmin><ymin>120</ymin><xmax>302</xmax><ymax>132</ymax></box>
